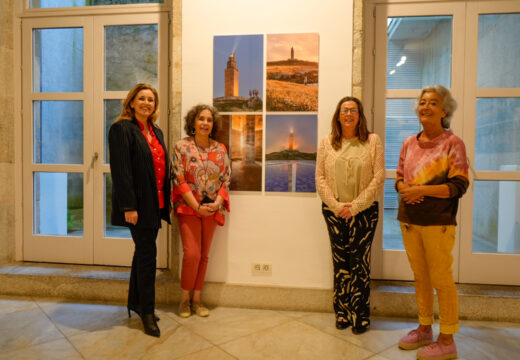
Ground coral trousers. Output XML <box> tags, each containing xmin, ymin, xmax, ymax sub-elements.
<box><xmin>401</xmin><ymin>223</ymin><xmax>459</xmax><ymax>334</ymax></box>
<box><xmin>178</xmin><ymin>215</ymin><xmax>218</xmax><ymax>291</ymax></box>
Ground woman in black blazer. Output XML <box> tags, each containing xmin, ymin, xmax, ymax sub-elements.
<box><xmin>108</xmin><ymin>83</ymin><xmax>171</xmax><ymax>338</ymax></box>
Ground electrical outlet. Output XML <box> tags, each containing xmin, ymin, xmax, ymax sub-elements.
<box><xmin>251</xmin><ymin>262</ymin><xmax>272</xmax><ymax>276</ymax></box>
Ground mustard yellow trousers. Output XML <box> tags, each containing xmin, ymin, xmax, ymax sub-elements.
<box><xmin>400</xmin><ymin>223</ymin><xmax>459</xmax><ymax>334</ymax></box>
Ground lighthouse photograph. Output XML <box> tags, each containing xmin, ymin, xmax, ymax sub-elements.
<box><xmin>266</xmin><ymin>33</ymin><xmax>319</xmax><ymax>112</ymax></box>
<box><xmin>215</xmin><ymin>114</ymin><xmax>263</xmax><ymax>192</ymax></box>
<box><xmin>213</xmin><ymin>34</ymin><xmax>263</xmax><ymax>112</ymax></box>
<box><xmin>265</xmin><ymin>114</ymin><xmax>317</xmax><ymax>192</ymax></box>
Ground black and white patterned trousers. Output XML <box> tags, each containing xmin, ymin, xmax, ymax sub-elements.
<box><xmin>322</xmin><ymin>202</ymin><xmax>379</xmax><ymax>328</ymax></box>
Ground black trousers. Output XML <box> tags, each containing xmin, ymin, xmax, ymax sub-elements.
<box><xmin>322</xmin><ymin>202</ymin><xmax>379</xmax><ymax>328</ymax></box>
<box><xmin>128</xmin><ymin>227</ymin><xmax>159</xmax><ymax>315</ymax></box>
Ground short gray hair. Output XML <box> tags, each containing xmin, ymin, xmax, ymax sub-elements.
<box><xmin>415</xmin><ymin>85</ymin><xmax>457</xmax><ymax>129</ymax></box>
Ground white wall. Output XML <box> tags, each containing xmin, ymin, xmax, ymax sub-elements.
<box><xmin>182</xmin><ymin>0</ymin><xmax>354</xmax><ymax>289</ymax></box>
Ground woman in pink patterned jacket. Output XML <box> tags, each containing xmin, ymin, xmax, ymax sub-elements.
<box><xmin>172</xmin><ymin>104</ymin><xmax>230</xmax><ymax>318</ymax></box>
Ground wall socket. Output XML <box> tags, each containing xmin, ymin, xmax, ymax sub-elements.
<box><xmin>251</xmin><ymin>262</ymin><xmax>272</xmax><ymax>276</ymax></box>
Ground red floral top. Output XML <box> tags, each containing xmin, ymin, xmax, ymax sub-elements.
<box><xmin>172</xmin><ymin>137</ymin><xmax>231</xmax><ymax>225</ymax></box>
<box><xmin>137</xmin><ymin>120</ymin><xmax>166</xmax><ymax>209</ymax></box>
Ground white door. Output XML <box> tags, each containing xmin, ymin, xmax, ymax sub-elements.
<box><xmin>22</xmin><ymin>12</ymin><xmax>169</xmax><ymax>267</ymax></box>
<box><xmin>458</xmin><ymin>1</ymin><xmax>520</xmax><ymax>285</ymax></box>
<box><xmin>369</xmin><ymin>0</ymin><xmax>520</xmax><ymax>285</ymax></box>
<box><xmin>370</xmin><ymin>2</ymin><xmax>466</xmax><ymax>281</ymax></box>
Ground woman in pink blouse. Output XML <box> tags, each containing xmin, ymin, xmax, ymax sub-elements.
<box><xmin>172</xmin><ymin>104</ymin><xmax>230</xmax><ymax>318</ymax></box>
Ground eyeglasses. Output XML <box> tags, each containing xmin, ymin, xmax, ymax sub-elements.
<box><xmin>340</xmin><ymin>108</ymin><xmax>359</xmax><ymax>114</ymax></box>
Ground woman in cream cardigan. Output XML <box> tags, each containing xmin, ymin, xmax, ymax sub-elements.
<box><xmin>316</xmin><ymin>96</ymin><xmax>385</xmax><ymax>334</ymax></box>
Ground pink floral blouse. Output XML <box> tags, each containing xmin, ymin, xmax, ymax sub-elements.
<box><xmin>172</xmin><ymin>137</ymin><xmax>231</xmax><ymax>225</ymax></box>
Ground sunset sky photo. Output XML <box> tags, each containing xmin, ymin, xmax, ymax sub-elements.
<box><xmin>267</xmin><ymin>33</ymin><xmax>319</xmax><ymax>62</ymax></box>
<box><xmin>266</xmin><ymin>115</ymin><xmax>317</xmax><ymax>154</ymax></box>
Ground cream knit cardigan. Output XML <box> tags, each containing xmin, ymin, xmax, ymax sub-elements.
<box><xmin>316</xmin><ymin>133</ymin><xmax>385</xmax><ymax>216</ymax></box>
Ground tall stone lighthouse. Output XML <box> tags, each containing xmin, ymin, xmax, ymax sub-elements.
<box><xmin>225</xmin><ymin>52</ymin><xmax>239</xmax><ymax>97</ymax></box>
<box><xmin>288</xmin><ymin>127</ymin><xmax>295</xmax><ymax>151</ymax></box>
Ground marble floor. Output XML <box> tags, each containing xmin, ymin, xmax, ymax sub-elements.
<box><xmin>1</xmin><ymin>295</ymin><xmax>519</xmax><ymax>359</ymax></box>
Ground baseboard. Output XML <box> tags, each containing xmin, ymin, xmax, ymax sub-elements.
<box><xmin>1</xmin><ymin>262</ymin><xmax>519</xmax><ymax>323</ymax></box>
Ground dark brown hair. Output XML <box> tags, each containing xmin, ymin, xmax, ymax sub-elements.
<box><xmin>330</xmin><ymin>96</ymin><xmax>370</xmax><ymax>150</ymax></box>
<box><xmin>184</xmin><ymin>104</ymin><xmax>220</xmax><ymax>139</ymax></box>
<box><xmin>116</xmin><ymin>83</ymin><xmax>160</xmax><ymax>123</ymax></box>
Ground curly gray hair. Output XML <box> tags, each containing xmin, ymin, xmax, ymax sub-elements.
<box><xmin>415</xmin><ymin>85</ymin><xmax>457</xmax><ymax>129</ymax></box>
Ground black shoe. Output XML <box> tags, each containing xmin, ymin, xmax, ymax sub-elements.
<box><xmin>352</xmin><ymin>325</ymin><xmax>369</xmax><ymax>335</ymax></box>
<box><xmin>335</xmin><ymin>318</ymin><xmax>351</xmax><ymax>330</ymax></box>
<box><xmin>127</xmin><ymin>305</ymin><xmax>160</xmax><ymax>322</ymax></box>
<box><xmin>141</xmin><ymin>313</ymin><xmax>160</xmax><ymax>337</ymax></box>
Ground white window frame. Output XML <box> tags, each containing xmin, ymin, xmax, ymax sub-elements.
<box><xmin>364</xmin><ymin>0</ymin><xmax>520</xmax><ymax>285</ymax></box>
<box><xmin>14</xmin><ymin>1</ymin><xmax>172</xmax><ymax>267</ymax></box>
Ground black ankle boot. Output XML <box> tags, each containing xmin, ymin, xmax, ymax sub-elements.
<box><xmin>352</xmin><ymin>324</ymin><xmax>369</xmax><ymax>335</ymax></box>
<box><xmin>127</xmin><ymin>305</ymin><xmax>160</xmax><ymax>322</ymax></box>
<box><xmin>141</xmin><ymin>313</ymin><xmax>160</xmax><ymax>337</ymax></box>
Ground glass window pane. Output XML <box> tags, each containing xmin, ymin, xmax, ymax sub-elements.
<box><xmin>387</xmin><ymin>16</ymin><xmax>452</xmax><ymax>89</ymax></box>
<box><xmin>477</xmin><ymin>13</ymin><xmax>520</xmax><ymax>88</ymax></box>
<box><xmin>34</xmin><ymin>172</ymin><xmax>83</xmax><ymax>236</ymax></box>
<box><xmin>104</xmin><ymin>99</ymin><xmax>123</xmax><ymax>164</ymax></box>
<box><xmin>475</xmin><ymin>98</ymin><xmax>520</xmax><ymax>171</ymax></box>
<box><xmin>383</xmin><ymin>179</ymin><xmax>403</xmax><ymax>250</ymax></box>
<box><xmin>473</xmin><ymin>180</ymin><xmax>520</xmax><ymax>254</ymax></box>
<box><xmin>385</xmin><ymin>98</ymin><xmax>421</xmax><ymax>169</ymax></box>
<box><xmin>33</xmin><ymin>28</ymin><xmax>83</xmax><ymax>93</ymax></box>
<box><xmin>105</xmin><ymin>25</ymin><xmax>158</xmax><ymax>91</ymax></box>
<box><xmin>33</xmin><ymin>101</ymin><xmax>83</xmax><ymax>165</ymax></box>
<box><xmin>30</xmin><ymin>0</ymin><xmax>163</xmax><ymax>8</ymax></box>
<box><xmin>105</xmin><ymin>173</ymin><xmax>131</xmax><ymax>238</ymax></box>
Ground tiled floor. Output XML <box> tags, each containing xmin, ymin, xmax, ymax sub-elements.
<box><xmin>1</xmin><ymin>295</ymin><xmax>519</xmax><ymax>359</ymax></box>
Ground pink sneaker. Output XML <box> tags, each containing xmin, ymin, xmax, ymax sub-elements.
<box><xmin>398</xmin><ymin>328</ymin><xmax>433</xmax><ymax>350</ymax></box>
<box><xmin>417</xmin><ymin>341</ymin><xmax>457</xmax><ymax>360</ymax></box>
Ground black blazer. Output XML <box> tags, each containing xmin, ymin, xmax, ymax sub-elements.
<box><xmin>108</xmin><ymin>118</ymin><xmax>171</xmax><ymax>229</ymax></box>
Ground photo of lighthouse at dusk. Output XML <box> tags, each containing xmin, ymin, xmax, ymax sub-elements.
<box><xmin>213</xmin><ymin>35</ymin><xmax>263</xmax><ymax>112</ymax></box>
<box><xmin>265</xmin><ymin>114</ymin><xmax>317</xmax><ymax>192</ymax></box>
<box><xmin>266</xmin><ymin>33</ymin><xmax>319</xmax><ymax>112</ymax></box>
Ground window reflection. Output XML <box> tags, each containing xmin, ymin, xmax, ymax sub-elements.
<box><xmin>33</xmin><ymin>101</ymin><xmax>84</xmax><ymax>165</ymax></box>
<box><xmin>475</xmin><ymin>98</ymin><xmax>520</xmax><ymax>171</ymax></box>
<box><xmin>383</xmin><ymin>179</ymin><xmax>403</xmax><ymax>250</ymax></box>
<box><xmin>385</xmin><ymin>99</ymin><xmax>420</xmax><ymax>169</ymax></box>
<box><xmin>387</xmin><ymin>16</ymin><xmax>452</xmax><ymax>89</ymax></box>
<box><xmin>30</xmin><ymin>0</ymin><xmax>164</xmax><ymax>8</ymax></box>
<box><xmin>34</xmin><ymin>172</ymin><xmax>83</xmax><ymax>236</ymax></box>
<box><xmin>104</xmin><ymin>100</ymin><xmax>123</xmax><ymax>164</ymax></box>
<box><xmin>473</xmin><ymin>180</ymin><xmax>520</xmax><ymax>254</ymax></box>
<box><xmin>477</xmin><ymin>13</ymin><xmax>520</xmax><ymax>88</ymax></box>
<box><xmin>105</xmin><ymin>25</ymin><xmax>158</xmax><ymax>91</ymax></box>
<box><xmin>104</xmin><ymin>174</ymin><xmax>131</xmax><ymax>238</ymax></box>
<box><xmin>33</xmin><ymin>28</ymin><xmax>83</xmax><ymax>93</ymax></box>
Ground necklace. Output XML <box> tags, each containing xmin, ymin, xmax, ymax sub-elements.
<box><xmin>194</xmin><ymin>138</ymin><xmax>210</xmax><ymax>184</ymax></box>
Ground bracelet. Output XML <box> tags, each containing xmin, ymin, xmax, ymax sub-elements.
<box><xmin>197</xmin><ymin>203</ymin><xmax>201</xmax><ymax>212</ymax></box>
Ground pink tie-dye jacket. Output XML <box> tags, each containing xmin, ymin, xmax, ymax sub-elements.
<box><xmin>395</xmin><ymin>130</ymin><xmax>469</xmax><ymax>226</ymax></box>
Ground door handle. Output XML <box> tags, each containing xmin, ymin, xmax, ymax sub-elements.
<box><xmin>87</xmin><ymin>152</ymin><xmax>99</xmax><ymax>183</ymax></box>
<box><xmin>90</xmin><ymin>152</ymin><xmax>99</xmax><ymax>169</ymax></box>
